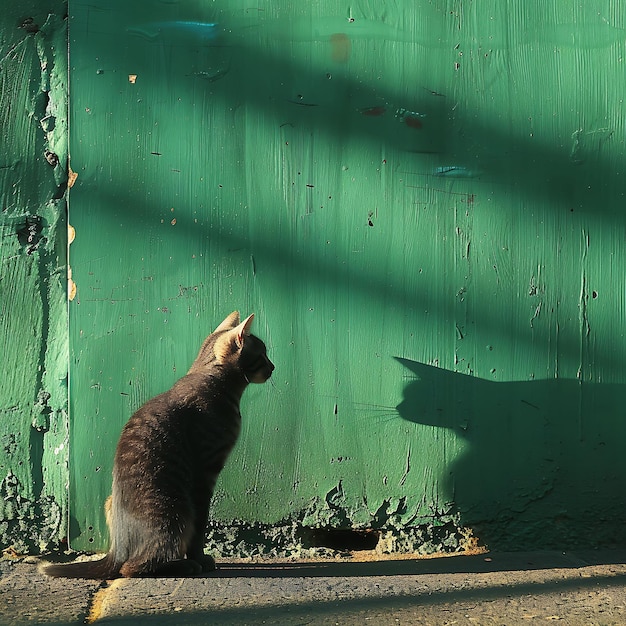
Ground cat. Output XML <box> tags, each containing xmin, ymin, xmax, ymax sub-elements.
<box><xmin>43</xmin><ymin>311</ymin><xmax>274</xmax><ymax>578</ymax></box>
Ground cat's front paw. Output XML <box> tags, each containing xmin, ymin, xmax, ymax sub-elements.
<box><xmin>196</xmin><ymin>554</ymin><xmax>216</xmax><ymax>572</ymax></box>
<box><xmin>150</xmin><ymin>558</ymin><xmax>203</xmax><ymax>577</ymax></box>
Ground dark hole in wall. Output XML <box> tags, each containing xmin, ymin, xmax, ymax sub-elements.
<box><xmin>300</xmin><ymin>527</ymin><xmax>380</xmax><ymax>551</ymax></box>
<box><xmin>16</xmin><ymin>216</ymin><xmax>43</xmax><ymax>254</ymax></box>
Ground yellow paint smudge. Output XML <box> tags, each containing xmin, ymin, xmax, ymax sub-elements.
<box><xmin>68</xmin><ymin>225</ymin><xmax>77</xmax><ymax>300</ymax></box>
<box><xmin>85</xmin><ymin>578</ymin><xmax>125</xmax><ymax>624</ymax></box>
<box><xmin>68</xmin><ymin>268</ymin><xmax>77</xmax><ymax>301</ymax></box>
<box><xmin>67</xmin><ymin>168</ymin><xmax>78</xmax><ymax>189</ymax></box>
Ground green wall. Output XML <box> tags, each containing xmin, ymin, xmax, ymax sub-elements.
<box><xmin>68</xmin><ymin>0</ymin><xmax>626</xmax><ymax>552</ymax></box>
<box><xmin>0</xmin><ymin>3</ymin><xmax>68</xmax><ymax>551</ymax></box>
<box><xmin>2</xmin><ymin>1</ymin><xmax>625</xmax><ymax>555</ymax></box>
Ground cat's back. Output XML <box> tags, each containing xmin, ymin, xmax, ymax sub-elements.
<box><xmin>116</xmin><ymin>372</ymin><xmax>240</xmax><ymax>465</ymax></box>
<box><xmin>114</xmin><ymin>387</ymin><xmax>185</xmax><ymax>471</ymax></box>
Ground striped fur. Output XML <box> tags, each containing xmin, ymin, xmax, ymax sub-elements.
<box><xmin>43</xmin><ymin>312</ymin><xmax>274</xmax><ymax>579</ymax></box>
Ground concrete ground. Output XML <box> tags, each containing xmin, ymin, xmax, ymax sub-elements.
<box><xmin>2</xmin><ymin>549</ymin><xmax>626</xmax><ymax>625</ymax></box>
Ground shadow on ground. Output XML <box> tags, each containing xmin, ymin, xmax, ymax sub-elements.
<box><xmin>93</xmin><ymin>555</ymin><xmax>626</xmax><ymax>626</ymax></box>
<box><xmin>212</xmin><ymin>549</ymin><xmax>626</xmax><ymax>577</ymax></box>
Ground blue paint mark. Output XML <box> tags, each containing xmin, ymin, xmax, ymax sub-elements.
<box><xmin>127</xmin><ymin>21</ymin><xmax>221</xmax><ymax>43</ymax></box>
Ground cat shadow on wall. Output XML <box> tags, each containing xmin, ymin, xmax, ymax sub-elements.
<box><xmin>395</xmin><ymin>358</ymin><xmax>626</xmax><ymax>550</ymax></box>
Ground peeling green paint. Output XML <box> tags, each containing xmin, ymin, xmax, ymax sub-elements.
<box><xmin>0</xmin><ymin>2</ymin><xmax>69</xmax><ymax>552</ymax></box>
<box><xmin>0</xmin><ymin>472</ymin><xmax>62</xmax><ymax>553</ymax></box>
<box><xmin>202</xmin><ymin>516</ymin><xmax>476</xmax><ymax>560</ymax></box>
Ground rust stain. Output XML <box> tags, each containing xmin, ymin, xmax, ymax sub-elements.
<box><xmin>403</xmin><ymin>115</ymin><xmax>423</xmax><ymax>130</ymax></box>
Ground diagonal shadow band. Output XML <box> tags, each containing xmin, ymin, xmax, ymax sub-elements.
<box><xmin>77</xmin><ymin>3</ymin><xmax>626</xmax><ymax>217</ymax></box>
<box><xmin>70</xmin><ymin>2</ymin><xmax>626</xmax><ymax>379</ymax></box>
<box><xmin>86</xmin><ymin>570</ymin><xmax>626</xmax><ymax>625</ymax></box>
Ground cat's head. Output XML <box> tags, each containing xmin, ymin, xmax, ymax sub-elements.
<box><xmin>189</xmin><ymin>311</ymin><xmax>274</xmax><ymax>383</ymax></box>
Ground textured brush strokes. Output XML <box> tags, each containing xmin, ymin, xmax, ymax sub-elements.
<box><xmin>68</xmin><ymin>0</ymin><xmax>626</xmax><ymax>552</ymax></box>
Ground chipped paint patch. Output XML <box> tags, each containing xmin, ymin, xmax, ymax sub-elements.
<box><xmin>0</xmin><ymin>472</ymin><xmax>62</xmax><ymax>553</ymax></box>
<box><xmin>203</xmin><ymin>515</ymin><xmax>479</xmax><ymax>559</ymax></box>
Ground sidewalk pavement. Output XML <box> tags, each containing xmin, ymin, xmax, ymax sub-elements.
<box><xmin>2</xmin><ymin>549</ymin><xmax>626</xmax><ymax>625</ymax></box>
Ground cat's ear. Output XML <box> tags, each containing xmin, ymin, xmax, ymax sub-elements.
<box><xmin>213</xmin><ymin>311</ymin><xmax>240</xmax><ymax>334</ymax></box>
<box><xmin>234</xmin><ymin>313</ymin><xmax>254</xmax><ymax>348</ymax></box>
<box><xmin>212</xmin><ymin>314</ymin><xmax>255</xmax><ymax>362</ymax></box>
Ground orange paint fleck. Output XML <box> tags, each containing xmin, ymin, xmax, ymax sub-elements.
<box><xmin>67</xmin><ymin>168</ymin><xmax>78</xmax><ymax>189</ymax></box>
<box><xmin>330</xmin><ymin>33</ymin><xmax>351</xmax><ymax>63</ymax></box>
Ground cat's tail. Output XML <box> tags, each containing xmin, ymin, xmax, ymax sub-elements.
<box><xmin>40</xmin><ymin>553</ymin><xmax>121</xmax><ymax>579</ymax></box>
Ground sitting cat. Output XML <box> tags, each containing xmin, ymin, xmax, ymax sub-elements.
<box><xmin>43</xmin><ymin>311</ymin><xmax>274</xmax><ymax>578</ymax></box>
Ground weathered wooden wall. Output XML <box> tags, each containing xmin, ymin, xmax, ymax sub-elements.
<box><xmin>0</xmin><ymin>3</ymin><xmax>68</xmax><ymax>551</ymax></box>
